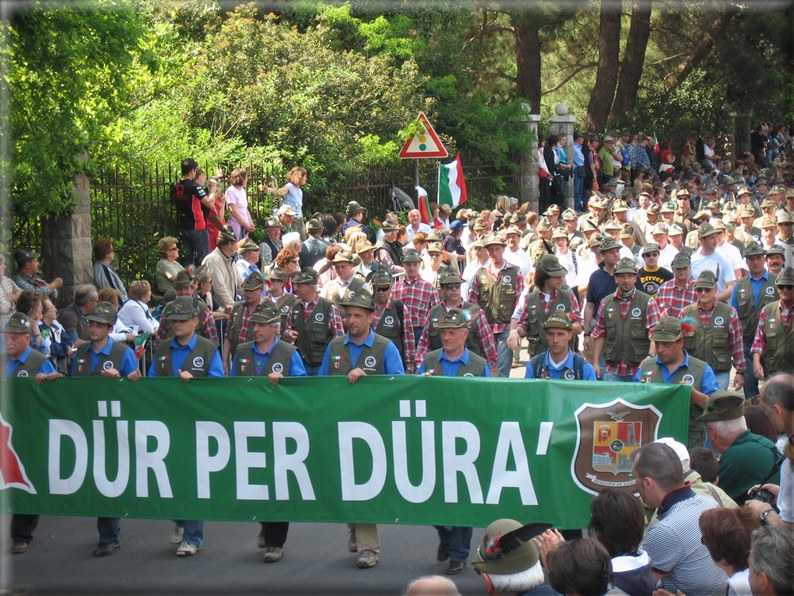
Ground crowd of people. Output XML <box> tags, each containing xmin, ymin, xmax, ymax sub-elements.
<box><xmin>4</xmin><ymin>145</ymin><xmax>794</xmax><ymax>595</ymax></box>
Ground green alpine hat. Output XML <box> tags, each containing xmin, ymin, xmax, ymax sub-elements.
<box><xmin>696</xmin><ymin>392</ymin><xmax>745</xmax><ymax>423</ymax></box>
<box><xmin>694</xmin><ymin>270</ymin><xmax>718</xmax><ymax>289</ymax></box>
<box><xmin>471</xmin><ymin>519</ymin><xmax>548</xmax><ymax>575</ymax></box>
<box><xmin>237</xmin><ymin>237</ymin><xmax>259</xmax><ymax>255</ymax></box>
<box><xmin>671</xmin><ymin>252</ymin><xmax>691</xmax><ymax>269</ymax></box>
<box><xmin>241</xmin><ymin>271</ymin><xmax>264</xmax><ymax>291</ymax></box>
<box><xmin>1</xmin><ymin>312</ymin><xmax>32</xmax><ymax>334</ymax></box>
<box><xmin>402</xmin><ymin>248</ymin><xmax>423</xmax><ymax>263</ymax></box>
<box><xmin>697</xmin><ymin>222</ymin><xmax>719</xmax><ymax>239</ymax></box>
<box><xmin>776</xmin><ymin>267</ymin><xmax>794</xmax><ymax>286</ymax></box>
<box><xmin>249</xmin><ymin>301</ymin><xmax>281</xmax><ymax>325</ymax></box>
<box><xmin>333</xmin><ymin>249</ymin><xmax>356</xmax><ymax>263</ymax></box>
<box><xmin>218</xmin><ymin>225</ymin><xmax>238</xmax><ymax>245</ymax></box>
<box><xmin>439</xmin><ymin>270</ymin><xmax>464</xmax><ymax>286</ymax></box>
<box><xmin>743</xmin><ymin>243</ymin><xmax>766</xmax><ymax>258</ymax></box>
<box><xmin>163</xmin><ymin>296</ymin><xmax>200</xmax><ymax>320</ymax></box>
<box><xmin>345</xmin><ymin>201</ymin><xmax>366</xmax><ymax>217</ymax></box>
<box><xmin>306</xmin><ymin>218</ymin><xmax>323</xmax><ymax>234</ymax></box>
<box><xmin>614</xmin><ymin>257</ymin><xmax>638</xmax><ymax>274</ymax></box>
<box><xmin>172</xmin><ymin>270</ymin><xmax>194</xmax><ymax>290</ymax></box>
<box><xmin>598</xmin><ymin>236</ymin><xmax>621</xmax><ymax>253</ymax></box>
<box><xmin>435</xmin><ymin>308</ymin><xmax>469</xmax><ymax>329</ymax></box>
<box><xmin>380</xmin><ymin>221</ymin><xmax>399</xmax><ymax>233</ymax></box>
<box><xmin>85</xmin><ymin>301</ymin><xmax>118</xmax><ymax>325</ymax></box>
<box><xmin>537</xmin><ymin>254</ymin><xmax>567</xmax><ymax>277</ymax></box>
<box><xmin>267</xmin><ymin>267</ymin><xmax>290</xmax><ymax>283</ymax></box>
<box><xmin>484</xmin><ymin>233</ymin><xmax>506</xmax><ymax>247</ymax></box>
<box><xmin>293</xmin><ymin>267</ymin><xmax>319</xmax><ymax>285</ymax></box>
<box><xmin>338</xmin><ymin>288</ymin><xmax>375</xmax><ymax>312</ymax></box>
<box><xmin>543</xmin><ymin>310</ymin><xmax>572</xmax><ymax>330</ymax></box>
<box><xmin>650</xmin><ymin>316</ymin><xmax>684</xmax><ymax>342</ymax></box>
<box><xmin>642</xmin><ymin>242</ymin><xmax>661</xmax><ymax>256</ymax></box>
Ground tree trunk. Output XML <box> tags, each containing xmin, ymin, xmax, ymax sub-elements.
<box><xmin>657</xmin><ymin>7</ymin><xmax>732</xmax><ymax>99</ymax></box>
<box><xmin>514</xmin><ymin>20</ymin><xmax>542</xmax><ymax>114</ymax></box>
<box><xmin>583</xmin><ymin>0</ymin><xmax>621</xmax><ymax>133</ymax></box>
<box><xmin>611</xmin><ymin>0</ymin><xmax>653</xmax><ymax>120</ymax></box>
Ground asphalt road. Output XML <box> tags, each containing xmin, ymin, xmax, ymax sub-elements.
<box><xmin>2</xmin><ymin>516</ymin><xmax>492</xmax><ymax>595</ymax></box>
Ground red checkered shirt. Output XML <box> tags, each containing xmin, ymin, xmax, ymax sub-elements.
<box><xmin>468</xmin><ymin>261</ymin><xmax>526</xmax><ymax>335</ymax></box>
<box><xmin>752</xmin><ymin>301</ymin><xmax>794</xmax><ymax>355</ymax></box>
<box><xmin>371</xmin><ymin>299</ymin><xmax>416</xmax><ymax>365</ymax></box>
<box><xmin>516</xmin><ymin>290</ymin><xmax>583</xmax><ymax>332</ymax></box>
<box><xmin>414</xmin><ymin>302</ymin><xmax>499</xmax><ymax>369</ymax></box>
<box><xmin>655</xmin><ymin>278</ymin><xmax>698</xmax><ymax>319</ymax></box>
<box><xmin>683</xmin><ymin>301</ymin><xmax>746</xmax><ymax>372</ymax></box>
<box><xmin>593</xmin><ymin>289</ymin><xmax>661</xmax><ymax>377</ymax></box>
<box><xmin>225</xmin><ymin>303</ymin><xmax>257</xmax><ymax>344</ymax></box>
<box><xmin>392</xmin><ymin>277</ymin><xmax>440</xmax><ymax>329</ymax></box>
<box><xmin>284</xmin><ymin>297</ymin><xmax>345</xmax><ymax>338</ymax></box>
<box><xmin>155</xmin><ymin>304</ymin><xmax>219</xmax><ymax>346</ymax></box>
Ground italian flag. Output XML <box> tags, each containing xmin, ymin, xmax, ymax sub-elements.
<box><xmin>438</xmin><ymin>154</ymin><xmax>468</xmax><ymax>208</ymax></box>
<box><xmin>417</xmin><ymin>185</ymin><xmax>432</xmax><ymax>224</ymax></box>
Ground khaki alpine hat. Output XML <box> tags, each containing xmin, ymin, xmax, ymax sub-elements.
<box><xmin>696</xmin><ymin>392</ymin><xmax>745</xmax><ymax>423</ymax></box>
<box><xmin>614</xmin><ymin>257</ymin><xmax>638</xmax><ymax>274</ymax></box>
<box><xmin>249</xmin><ymin>301</ymin><xmax>281</xmax><ymax>325</ymax></box>
<box><xmin>694</xmin><ymin>270</ymin><xmax>718</xmax><ymax>289</ymax></box>
<box><xmin>650</xmin><ymin>316</ymin><xmax>684</xmax><ymax>342</ymax></box>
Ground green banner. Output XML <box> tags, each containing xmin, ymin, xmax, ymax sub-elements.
<box><xmin>1</xmin><ymin>377</ymin><xmax>689</xmax><ymax>529</ymax></box>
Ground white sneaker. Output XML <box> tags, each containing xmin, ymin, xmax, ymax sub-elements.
<box><xmin>176</xmin><ymin>541</ymin><xmax>199</xmax><ymax>556</ymax></box>
<box><xmin>169</xmin><ymin>525</ymin><xmax>184</xmax><ymax>545</ymax></box>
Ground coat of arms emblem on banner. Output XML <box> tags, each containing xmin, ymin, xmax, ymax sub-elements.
<box><xmin>571</xmin><ymin>398</ymin><xmax>661</xmax><ymax>495</ymax></box>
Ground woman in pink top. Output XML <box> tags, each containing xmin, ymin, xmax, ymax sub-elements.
<box><xmin>225</xmin><ymin>168</ymin><xmax>254</xmax><ymax>239</ymax></box>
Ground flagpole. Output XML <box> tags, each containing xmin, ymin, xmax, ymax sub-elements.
<box><xmin>415</xmin><ymin>160</ymin><xmax>420</xmax><ymax>200</ymax></box>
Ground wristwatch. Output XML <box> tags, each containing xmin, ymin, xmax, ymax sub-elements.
<box><xmin>760</xmin><ymin>508</ymin><xmax>774</xmax><ymax>524</ymax></box>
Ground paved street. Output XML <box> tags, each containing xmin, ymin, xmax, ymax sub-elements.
<box><xmin>3</xmin><ymin>516</ymin><xmax>491</xmax><ymax>595</ymax></box>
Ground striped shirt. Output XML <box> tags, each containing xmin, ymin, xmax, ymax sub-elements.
<box><xmin>655</xmin><ymin>279</ymin><xmax>698</xmax><ymax>319</ymax></box>
<box><xmin>392</xmin><ymin>277</ymin><xmax>440</xmax><ymax>329</ymax></box>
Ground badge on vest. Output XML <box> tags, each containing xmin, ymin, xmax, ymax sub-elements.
<box><xmin>384</xmin><ymin>316</ymin><xmax>394</xmax><ymax>325</ymax></box>
<box><xmin>17</xmin><ymin>370</ymin><xmax>28</xmax><ymax>377</ymax></box>
<box><xmin>315</xmin><ymin>312</ymin><xmax>324</xmax><ymax>322</ymax></box>
<box><xmin>714</xmin><ymin>316</ymin><xmax>725</xmax><ymax>326</ymax></box>
<box><xmin>193</xmin><ymin>357</ymin><xmax>204</xmax><ymax>368</ymax></box>
<box><xmin>463</xmin><ymin>372</ymin><xmax>474</xmax><ymax>377</ymax></box>
<box><xmin>281</xmin><ymin>306</ymin><xmax>289</xmax><ymax>313</ymax></box>
<box><xmin>77</xmin><ymin>357</ymin><xmax>87</xmax><ymax>372</ymax></box>
<box><xmin>332</xmin><ymin>355</ymin><xmax>346</xmax><ymax>369</ymax></box>
<box><xmin>556</xmin><ymin>304</ymin><xmax>566</xmax><ymax>311</ymax></box>
<box><xmin>631</xmin><ymin>308</ymin><xmax>642</xmax><ymax>318</ymax></box>
<box><xmin>102</xmin><ymin>360</ymin><xmax>114</xmax><ymax>371</ymax></box>
<box><xmin>766</xmin><ymin>286</ymin><xmax>776</xmax><ymax>295</ymax></box>
<box><xmin>272</xmin><ymin>362</ymin><xmax>284</xmax><ymax>373</ymax></box>
<box><xmin>502</xmin><ymin>275</ymin><xmax>512</xmax><ymax>284</ymax></box>
<box><xmin>364</xmin><ymin>356</ymin><xmax>377</xmax><ymax>368</ymax></box>
<box><xmin>239</xmin><ymin>358</ymin><xmax>250</xmax><ymax>372</ymax></box>
<box><xmin>564</xmin><ymin>369</ymin><xmax>575</xmax><ymax>380</ymax></box>
<box><xmin>682</xmin><ymin>374</ymin><xmax>695</xmax><ymax>385</ymax></box>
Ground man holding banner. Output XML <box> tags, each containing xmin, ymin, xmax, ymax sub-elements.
<box><xmin>318</xmin><ymin>288</ymin><xmax>404</xmax><ymax>569</ymax></box>
<box><xmin>148</xmin><ymin>296</ymin><xmax>223</xmax><ymax>557</ymax></box>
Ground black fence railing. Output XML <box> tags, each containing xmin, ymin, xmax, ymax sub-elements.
<box><xmin>12</xmin><ymin>156</ymin><xmax>521</xmax><ymax>288</ymax></box>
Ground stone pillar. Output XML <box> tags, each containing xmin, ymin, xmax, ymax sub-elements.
<box><xmin>41</xmin><ymin>154</ymin><xmax>93</xmax><ymax>306</ymax></box>
<box><xmin>519</xmin><ymin>104</ymin><xmax>541</xmax><ymax>213</ymax></box>
<box><xmin>548</xmin><ymin>103</ymin><xmax>577</xmax><ymax>210</ymax></box>
<box><xmin>729</xmin><ymin>112</ymin><xmax>752</xmax><ymax>162</ymax></box>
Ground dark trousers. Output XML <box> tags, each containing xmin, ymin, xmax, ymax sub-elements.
<box><xmin>97</xmin><ymin>517</ymin><xmax>120</xmax><ymax>544</ymax></box>
<box><xmin>260</xmin><ymin>522</ymin><xmax>289</xmax><ymax>547</ymax></box>
<box><xmin>179</xmin><ymin>228</ymin><xmax>210</xmax><ymax>268</ymax></box>
<box><xmin>11</xmin><ymin>514</ymin><xmax>39</xmax><ymax>544</ymax></box>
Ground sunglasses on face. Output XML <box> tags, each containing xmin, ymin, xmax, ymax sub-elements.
<box><xmin>778</xmin><ymin>285</ymin><xmax>794</xmax><ymax>290</ymax></box>
<box><xmin>376</xmin><ymin>286</ymin><xmax>391</xmax><ymax>292</ymax></box>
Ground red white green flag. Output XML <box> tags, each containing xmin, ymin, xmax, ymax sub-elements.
<box><xmin>416</xmin><ymin>186</ymin><xmax>432</xmax><ymax>224</ymax></box>
<box><xmin>438</xmin><ymin>154</ymin><xmax>468</xmax><ymax>208</ymax></box>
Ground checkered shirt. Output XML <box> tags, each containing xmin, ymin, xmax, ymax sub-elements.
<box><xmin>414</xmin><ymin>302</ymin><xmax>499</xmax><ymax>369</ymax></box>
<box><xmin>225</xmin><ymin>303</ymin><xmax>257</xmax><ymax>344</ymax></box>
<box><xmin>371</xmin><ymin>299</ymin><xmax>416</xmax><ymax>365</ymax></box>
<box><xmin>468</xmin><ymin>262</ymin><xmax>526</xmax><ymax>335</ymax></box>
<box><xmin>686</xmin><ymin>301</ymin><xmax>745</xmax><ymax>372</ymax></box>
<box><xmin>284</xmin><ymin>297</ymin><xmax>344</xmax><ymax>338</ymax></box>
<box><xmin>656</xmin><ymin>279</ymin><xmax>698</xmax><ymax>319</ymax></box>
<box><xmin>593</xmin><ymin>289</ymin><xmax>661</xmax><ymax>376</ymax></box>
<box><xmin>13</xmin><ymin>272</ymin><xmax>57</xmax><ymax>298</ymax></box>
<box><xmin>752</xmin><ymin>302</ymin><xmax>794</xmax><ymax>355</ymax></box>
<box><xmin>299</xmin><ymin>236</ymin><xmax>330</xmax><ymax>270</ymax></box>
<box><xmin>392</xmin><ymin>277</ymin><xmax>440</xmax><ymax>329</ymax></box>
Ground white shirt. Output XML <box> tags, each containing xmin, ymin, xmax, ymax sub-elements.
<box><xmin>406</xmin><ymin>222</ymin><xmax>432</xmax><ymax>244</ymax></box>
<box><xmin>225</xmin><ymin>185</ymin><xmax>250</xmax><ymax>239</ymax></box>
<box><xmin>717</xmin><ymin>242</ymin><xmax>748</xmax><ymax>273</ymax></box>
<box><xmin>504</xmin><ymin>247</ymin><xmax>533</xmax><ymax>280</ymax></box>
<box><xmin>117</xmin><ymin>299</ymin><xmax>159</xmax><ymax>335</ymax></box>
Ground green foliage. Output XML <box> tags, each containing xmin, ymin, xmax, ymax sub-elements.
<box><xmin>5</xmin><ymin>0</ymin><xmax>153</xmax><ymax>219</ymax></box>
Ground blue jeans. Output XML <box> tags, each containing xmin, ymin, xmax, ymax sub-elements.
<box><xmin>573</xmin><ymin>168</ymin><xmax>584</xmax><ymax>212</ymax></box>
<box><xmin>714</xmin><ymin>371</ymin><xmax>730</xmax><ymax>391</ymax></box>
<box><xmin>435</xmin><ymin>526</ymin><xmax>473</xmax><ymax>563</ymax></box>
<box><xmin>97</xmin><ymin>517</ymin><xmax>120</xmax><ymax>544</ymax></box>
<box><xmin>177</xmin><ymin>520</ymin><xmax>204</xmax><ymax>548</ymax></box>
<box><xmin>742</xmin><ymin>340</ymin><xmax>760</xmax><ymax>399</ymax></box>
<box><xmin>413</xmin><ymin>327</ymin><xmax>424</xmax><ymax>345</ymax></box>
<box><xmin>494</xmin><ymin>329</ymin><xmax>512</xmax><ymax>378</ymax></box>
<box><xmin>603</xmin><ymin>371</ymin><xmax>635</xmax><ymax>382</ymax></box>
<box><xmin>179</xmin><ymin>228</ymin><xmax>210</xmax><ymax>268</ymax></box>
<box><xmin>304</xmin><ymin>364</ymin><xmax>321</xmax><ymax>377</ymax></box>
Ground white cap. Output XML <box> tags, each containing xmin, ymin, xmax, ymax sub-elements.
<box><xmin>654</xmin><ymin>437</ymin><xmax>690</xmax><ymax>473</ymax></box>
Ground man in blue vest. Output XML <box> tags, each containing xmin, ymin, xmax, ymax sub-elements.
<box><xmin>148</xmin><ymin>296</ymin><xmax>223</xmax><ymax>557</ymax></box>
<box><xmin>318</xmin><ymin>288</ymin><xmax>403</xmax><ymax>568</ymax></box>
<box><xmin>5</xmin><ymin>312</ymin><xmax>60</xmax><ymax>555</ymax></box>
<box><xmin>526</xmin><ymin>311</ymin><xmax>597</xmax><ymax>380</ymax></box>
<box><xmin>417</xmin><ymin>308</ymin><xmax>488</xmax><ymax>574</ymax></box>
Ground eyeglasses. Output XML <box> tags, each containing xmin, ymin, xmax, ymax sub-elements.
<box><xmin>443</xmin><ymin>284</ymin><xmax>462</xmax><ymax>289</ymax></box>
<box><xmin>645</xmin><ymin>253</ymin><xmax>659</xmax><ymax>258</ymax></box>
<box><xmin>376</xmin><ymin>286</ymin><xmax>391</xmax><ymax>292</ymax></box>
<box><xmin>169</xmin><ymin>247</ymin><xmax>179</xmax><ymax>252</ymax></box>
<box><xmin>778</xmin><ymin>285</ymin><xmax>794</xmax><ymax>290</ymax></box>
<box><xmin>696</xmin><ymin>287</ymin><xmax>714</xmax><ymax>293</ymax></box>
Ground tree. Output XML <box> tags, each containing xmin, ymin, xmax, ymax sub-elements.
<box><xmin>583</xmin><ymin>0</ymin><xmax>621</xmax><ymax>132</ymax></box>
<box><xmin>611</xmin><ymin>0</ymin><xmax>653</xmax><ymax>120</ymax></box>
<box><xmin>5</xmin><ymin>0</ymin><xmax>153</xmax><ymax>218</ymax></box>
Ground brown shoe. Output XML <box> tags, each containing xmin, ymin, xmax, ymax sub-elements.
<box><xmin>348</xmin><ymin>529</ymin><xmax>357</xmax><ymax>552</ymax></box>
<box><xmin>11</xmin><ymin>541</ymin><xmax>29</xmax><ymax>554</ymax></box>
<box><xmin>356</xmin><ymin>549</ymin><xmax>378</xmax><ymax>568</ymax></box>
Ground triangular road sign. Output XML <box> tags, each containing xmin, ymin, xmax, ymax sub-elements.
<box><xmin>398</xmin><ymin>112</ymin><xmax>448</xmax><ymax>159</ymax></box>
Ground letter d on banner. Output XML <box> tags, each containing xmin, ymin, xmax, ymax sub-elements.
<box><xmin>49</xmin><ymin>420</ymin><xmax>88</xmax><ymax>495</ymax></box>
<box><xmin>338</xmin><ymin>422</ymin><xmax>386</xmax><ymax>501</ymax></box>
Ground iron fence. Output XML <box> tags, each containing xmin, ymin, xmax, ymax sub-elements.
<box><xmin>12</xmin><ymin>157</ymin><xmax>521</xmax><ymax>288</ymax></box>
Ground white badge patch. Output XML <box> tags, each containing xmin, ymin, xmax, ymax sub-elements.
<box><xmin>556</xmin><ymin>304</ymin><xmax>566</xmax><ymax>311</ymax></box>
<box><xmin>463</xmin><ymin>373</ymin><xmax>474</xmax><ymax>377</ymax></box>
<box><xmin>682</xmin><ymin>374</ymin><xmax>695</xmax><ymax>385</ymax></box>
<box><xmin>364</xmin><ymin>356</ymin><xmax>377</xmax><ymax>368</ymax></box>
<box><xmin>102</xmin><ymin>360</ymin><xmax>114</xmax><ymax>371</ymax></box>
<box><xmin>281</xmin><ymin>306</ymin><xmax>289</xmax><ymax>313</ymax></box>
<box><xmin>714</xmin><ymin>316</ymin><xmax>725</xmax><ymax>326</ymax></box>
<box><xmin>384</xmin><ymin>316</ymin><xmax>394</xmax><ymax>325</ymax></box>
<box><xmin>766</xmin><ymin>286</ymin><xmax>776</xmax><ymax>295</ymax></box>
<box><xmin>502</xmin><ymin>275</ymin><xmax>512</xmax><ymax>284</ymax></box>
<box><xmin>564</xmin><ymin>369</ymin><xmax>575</xmax><ymax>380</ymax></box>
<box><xmin>17</xmin><ymin>370</ymin><xmax>28</xmax><ymax>377</ymax></box>
<box><xmin>631</xmin><ymin>308</ymin><xmax>642</xmax><ymax>317</ymax></box>
<box><xmin>272</xmin><ymin>362</ymin><xmax>284</xmax><ymax>373</ymax></box>
<box><xmin>193</xmin><ymin>357</ymin><xmax>204</xmax><ymax>368</ymax></box>
<box><xmin>314</xmin><ymin>312</ymin><xmax>325</xmax><ymax>322</ymax></box>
